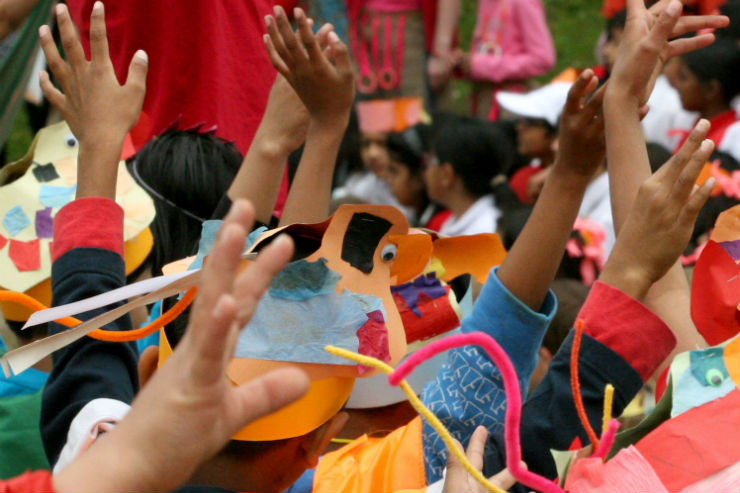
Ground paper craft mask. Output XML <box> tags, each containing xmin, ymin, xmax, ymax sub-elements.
<box><xmin>0</xmin><ymin>121</ymin><xmax>154</xmax><ymax>321</ymax></box>
<box><xmin>691</xmin><ymin>204</ymin><xmax>740</xmax><ymax>345</ymax></box>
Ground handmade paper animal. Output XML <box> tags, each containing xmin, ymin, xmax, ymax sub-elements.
<box><xmin>0</xmin><ymin>121</ymin><xmax>154</xmax><ymax>322</ymax></box>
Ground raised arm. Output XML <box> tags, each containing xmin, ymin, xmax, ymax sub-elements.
<box><xmin>498</xmin><ymin>70</ymin><xmax>605</xmax><ymax>312</ymax></box>
<box><xmin>604</xmin><ymin>0</ymin><xmax>728</xmax><ymax>357</ymax></box>
<box><xmin>225</xmin><ymin>73</ymin><xmax>309</xmax><ymax>225</ymax></box>
<box><xmin>37</xmin><ymin>1</ymin><xmax>148</xmax><ymax>466</ymax></box>
<box><xmin>264</xmin><ymin>7</ymin><xmax>355</xmax><ymax>226</ymax></box>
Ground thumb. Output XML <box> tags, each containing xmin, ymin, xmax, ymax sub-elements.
<box><xmin>126</xmin><ymin>49</ymin><xmax>148</xmax><ymax>97</ymax></box>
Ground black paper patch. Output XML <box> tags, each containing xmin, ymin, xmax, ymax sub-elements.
<box><xmin>32</xmin><ymin>163</ymin><xmax>60</xmax><ymax>183</ymax></box>
<box><xmin>341</xmin><ymin>213</ymin><xmax>392</xmax><ymax>273</ymax></box>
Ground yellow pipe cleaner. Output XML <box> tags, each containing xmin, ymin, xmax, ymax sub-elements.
<box><xmin>325</xmin><ymin>345</ymin><xmax>507</xmax><ymax>493</ymax></box>
<box><xmin>602</xmin><ymin>383</ymin><xmax>615</xmax><ymax>436</ymax></box>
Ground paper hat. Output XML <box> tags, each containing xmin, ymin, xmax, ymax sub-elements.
<box><xmin>356</xmin><ymin>97</ymin><xmax>429</xmax><ymax>134</ymax></box>
<box><xmin>496</xmin><ymin>81</ymin><xmax>573</xmax><ymax>128</ymax></box>
<box><xmin>346</xmin><ymin>231</ymin><xmax>506</xmax><ymax>408</ymax></box>
<box><xmin>0</xmin><ymin>122</ymin><xmax>155</xmax><ymax>321</ymax></box>
<box><xmin>162</xmin><ymin>204</ymin><xmax>422</xmax><ymax>440</ymax></box>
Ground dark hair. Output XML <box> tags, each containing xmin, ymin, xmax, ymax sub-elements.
<box><xmin>606</xmin><ymin>9</ymin><xmax>627</xmax><ymax>38</ymax></box>
<box><xmin>433</xmin><ymin>114</ymin><xmax>515</xmax><ymax>198</ymax></box>
<box><xmin>128</xmin><ymin>130</ymin><xmax>242</xmax><ymax>275</ymax></box>
<box><xmin>681</xmin><ymin>39</ymin><xmax>740</xmax><ymax>103</ymax></box>
<box><xmin>646</xmin><ymin>142</ymin><xmax>673</xmax><ymax>173</ymax></box>
<box><xmin>5</xmin><ymin>320</ymin><xmax>47</xmax><ymax>344</ymax></box>
<box><xmin>718</xmin><ymin>0</ymin><xmax>740</xmax><ymax>41</ymax></box>
<box><xmin>386</xmin><ymin>123</ymin><xmax>432</xmax><ymax>175</ymax></box>
<box><xmin>543</xmin><ymin>279</ymin><xmax>590</xmax><ymax>355</ymax></box>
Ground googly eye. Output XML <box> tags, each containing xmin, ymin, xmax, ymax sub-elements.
<box><xmin>381</xmin><ymin>243</ymin><xmax>397</xmax><ymax>262</ymax></box>
<box><xmin>64</xmin><ymin>133</ymin><xmax>78</xmax><ymax>148</ymax></box>
<box><xmin>705</xmin><ymin>368</ymin><xmax>724</xmax><ymax>387</ymax></box>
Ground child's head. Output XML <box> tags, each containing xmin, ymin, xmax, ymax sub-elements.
<box><xmin>384</xmin><ymin>123</ymin><xmax>432</xmax><ymax>210</ymax></box>
<box><xmin>675</xmin><ymin>39</ymin><xmax>740</xmax><ymax>115</ymax></box>
<box><xmin>426</xmin><ymin>115</ymin><xmax>509</xmax><ymax>206</ymax></box>
<box><xmin>496</xmin><ymin>82</ymin><xmax>571</xmax><ymax>162</ymax></box>
<box><xmin>602</xmin><ymin>9</ymin><xmax>627</xmax><ymax>72</ymax></box>
<box><xmin>359</xmin><ymin>131</ymin><xmax>391</xmax><ymax>176</ymax></box>
<box><xmin>129</xmin><ymin>130</ymin><xmax>242</xmax><ymax>275</ymax></box>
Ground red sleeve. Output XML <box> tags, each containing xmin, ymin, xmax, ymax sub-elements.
<box><xmin>52</xmin><ymin>197</ymin><xmax>124</xmax><ymax>262</ymax></box>
<box><xmin>508</xmin><ymin>165</ymin><xmax>539</xmax><ymax>204</ymax></box>
<box><xmin>0</xmin><ymin>471</ymin><xmax>55</xmax><ymax>493</ymax></box>
<box><xmin>577</xmin><ymin>281</ymin><xmax>676</xmax><ymax>382</ymax></box>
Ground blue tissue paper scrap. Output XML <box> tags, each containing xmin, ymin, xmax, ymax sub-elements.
<box><xmin>3</xmin><ymin>206</ymin><xmax>31</xmax><ymax>237</ymax></box>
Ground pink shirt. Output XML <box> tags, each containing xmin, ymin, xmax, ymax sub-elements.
<box><xmin>470</xmin><ymin>0</ymin><xmax>555</xmax><ymax>83</ymax></box>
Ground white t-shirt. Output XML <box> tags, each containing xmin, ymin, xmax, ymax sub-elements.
<box><xmin>579</xmin><ymin>171</ymin><xmax>615</xmax><ymax>258</ymax></box>
<box><xmin>439</xmin><ymin>194</ymin><xmax>501</xmax><ymax>236</ymax></box>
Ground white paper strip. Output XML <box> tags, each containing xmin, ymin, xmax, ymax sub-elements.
<box><xmin>2</xmin><ymin>270</ymin><xmax>201</xmax><ymax>377</ymax></box>
<box><xmin>23</xmin><ymin>270</ymin><xmax>196</xmax><ymax>330</ymax></box>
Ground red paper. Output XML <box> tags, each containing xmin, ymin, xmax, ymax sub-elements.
<box><xmin>8</xmin><ymin>239</ymin><xmax>41</xmax><ymax>272</ymax></box>
<box><xmin>0</xmin><ymin>233</ymin><xmax>7</xmax><ymax>251</ymax></box>
<box><xmin>691</xmin><ymin>241</ymin><xmax>740</xmax><ymax>345</ymax></box>
<box><xmin>635</xmin><ymin>389</ymin><xmax>740</xmax><ymax>492</ymax></box>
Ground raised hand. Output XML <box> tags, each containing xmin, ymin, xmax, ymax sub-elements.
<box><xmin>608</xmin><ymin>0</ymin><xmax>728</xmax><ymax>106</ymax></box>
<box><xmin>38</xmin><ymin>1</ymin><xmax>147</xmax><ymax>199</ymax></box>
<box><xmin>264</xmin><ymin>6</ymin><xmax>355</xmax><ymax>130</ymax></box>
<box><xmin>555</xmin><ymin>69</ymin><xmax>606</xmax><ymax>180</ymax></box>
<box><xmin>442</xmin><ymin>426</ymin><xmax>519</xmax><ymax>493</ymax></box>
<box><xmin>39</xmin><ymin>2</ymin><xmax>147</xmax><ymax>149</ymax></box>
<box><xmin>54</xmin><ymin>200</ymin><xmax>309</xmax><ymax>493</ymax></box>
<box><xmin>600</xmin><ymin>120</ymin><xmax>716</xmax><ymax>300</ymax></box>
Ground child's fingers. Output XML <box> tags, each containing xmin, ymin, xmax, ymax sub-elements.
<box><xmin>328</xmin><ymin>32</ymin><xmax>353</xmax><ymax>75</ymax></box>
<box><xmin>670</xmin><ymin>138</ymin><xmax>714</xmax><ymax>205</ymax></box>
<box><xmin>274</xmin><ymin>6</ymin><xmax>304</xmax><ymax>60</ymax></box>
<box><xmin>315</xmin><ymin>22</ymin><xmax>334</xmax><ymax>50</ymax></box>
<box><xmin>231</xmin><ymin>233</ymin><xmax>294</xmax><ymax>330</ymax></box>
<box><xmin>39</xmin><ymin>25</ymin><xmax>71</xmax><ymax>87</ymax></box>
<box><xmin>192</xmin><ymin>201</ymin><xmax>254</xmax><ymax>328</ymax></box>
<box><xmin>681</xmin><ymin>177</ymin><xmax>715</xmax><ymax>227</ymax></box>
<box><xmin>188</xmin><ymin>292</ymin><xmax>239</xmax><ymax>382</ymax></box>
<box><xmin>465</xmin><ymin>426</ymin><xmax>488</xmax><ymax>471</ymax></box>
<box><xmin>263</xmin><ymin>34</ymin><xmax>291</xmax><ymax>76</ymax></box>
<box><xmin>645</xmin><ymin>0</ymin><xmax>682</xmax><ymax>53</ymax></box>
<box><xmin>56</xmin><ymin>4</ymin><xmax>87</xmax><ymax>69</ymax></box>
<box><xmin>654</xmin><ymin>119</ymin><xmax>710</xmax><ymax>183</ymax></box>
<box><xmin>231</xmin><ymin>366</ymin><xmax>309</xmax><ymax>434</ymax></box>
<box><xmin>579</xmin><ymin>79</ymin><xmax>606</xmax><ymax>123</ymax></box>
<box><xmin>39</xmin><ymin>70</ymin><xmax>66</xmax><ymax>110</ymax></box>
<box><xmin>671</xmin><ymin>14</ymin><xmax>729</xmax><ymax>38</ymax></box>
<box><xmin>294</xmin><ymin>8</ymin><xmax>322</xmax><ymax>61</ymax></box>
<box><xmin>563</xmin><ymin>69</ymin><xmax>594</xmax><ymax>114</ymax></box>
<box><xmin>666</xmin><ymin>33</ymin><xmax>715</xmax><ymax>59</ymax></box>
<box><xmin>265</xmin><ymin>15</ymin><xmax>293</xmax><ymax>66</ymax></box>
<box><xmin>89</xmin><ymin>2</ymin><xmax>111</xmax><ymax>65</ymax></box>
<box><xmin>488</xmin><ymin>467</ymin><xmax>519</xmax><ymax>491</ymax></box>
<box><xmin>125</xmin><ymin>50</ymin><xmax>148</xmax><ymax>95</ymax></box>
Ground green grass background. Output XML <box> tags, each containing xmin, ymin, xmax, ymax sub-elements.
<box><xmin>4</xmin><ymin>0</ymin><xmax>604</xmax><ymax>162</ymax></box>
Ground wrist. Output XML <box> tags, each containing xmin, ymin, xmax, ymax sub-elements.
<box><xmin>308</xmin><ymin>115</ymin><xmax>349</xmax><ymax>137</ymax></box>
<box><xmin>76</xmin><ymin>142</ymin><xmax>123</xmax><ymax>200</ymax></box>
<box><xmin>549</xmin><ymin>160</ymin><xmax>595</xmax><ymax>186</ymax></box>
<box><xmin>599</xmin><ymin>256</ymin><xmax>651</xmax><ymax>301</ymax></box>
<box><xmin>604</xmin><ymin>86</ymin><xmax>642</xmax><ymax>111</ymax></box>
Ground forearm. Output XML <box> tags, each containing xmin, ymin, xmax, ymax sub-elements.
<box><xmin>75</xmin><ymin>136</ymin><xmax>126</xmax><ymax>200</ymax></box>
<box><xmin>498</xmin><ymin>166</ymin><xmax>589</xmax><ymax>310</ymax></box>
<box><xmin>431</xmin><ymin>0</ymin><xmax>460</xmax><ymax>56</ymax></box>
<box><xmin>227</xmin><ymin>125</ymin><xmax>291</xmax><ymax>225</ymax></box>
<box><xmin>279</xmin><ymin>121</ymin><xmax>344</xmax><ymax>226</ymax></box>
<box><xmin>604</xmin><ymin>90</ymin><xmax>704</xmax><ymax>354</ymax></box>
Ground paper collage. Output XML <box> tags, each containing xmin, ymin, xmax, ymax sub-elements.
<box><xmin>0</xmin><ymin>121</ymin><xmax>155</xmax><ymax>294</ymax></box>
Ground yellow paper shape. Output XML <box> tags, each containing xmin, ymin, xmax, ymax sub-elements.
<box><xmin>432</xmin><ymin>234</ymin><xmax>507</xmax><ymax>284</ymax></box>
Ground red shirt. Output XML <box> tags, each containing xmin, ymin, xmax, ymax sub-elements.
<box><xmin>67</xmin><ymin>1</ymin><xmax>275</xmax><ymax>156</ymax></box>
<box><xmin>0</xmin><ymin>471</ymin><xmax>55</xmax><ymax>493</ymax></box>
